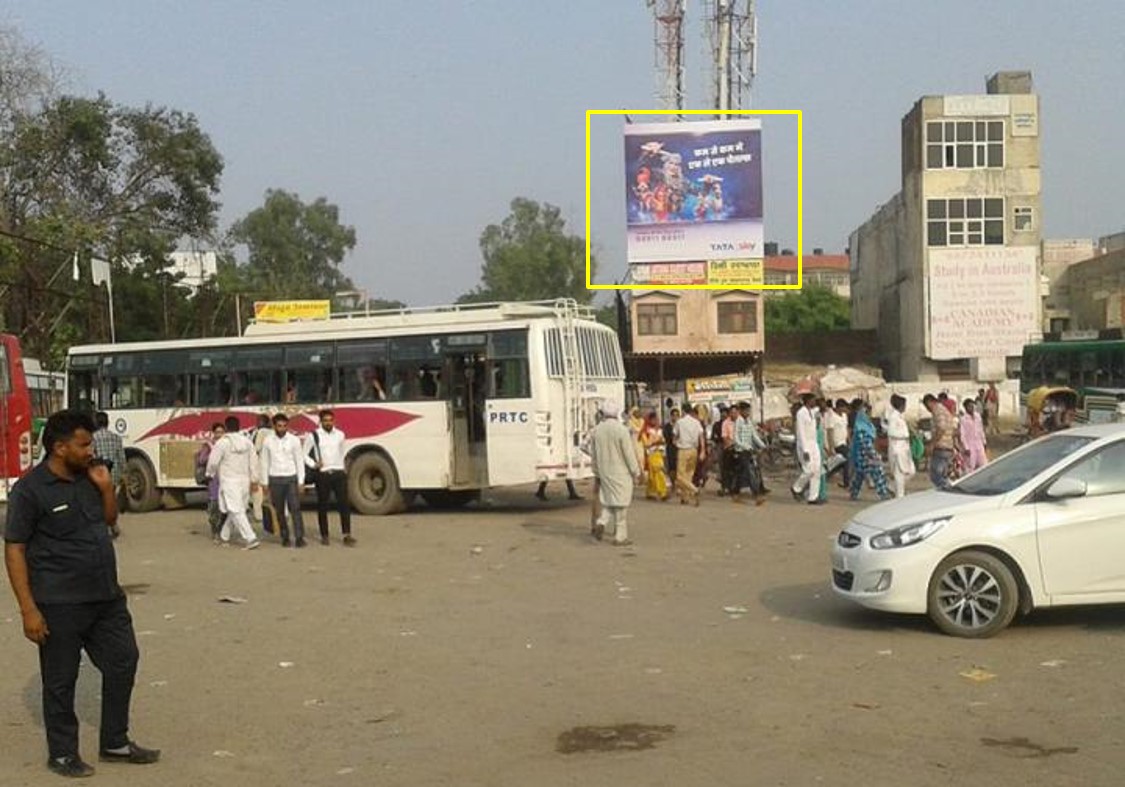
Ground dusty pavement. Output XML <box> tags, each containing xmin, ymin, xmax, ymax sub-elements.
<box><xmin>2</xmin><ymin>466</ymin><xmax>1123</xmax><ymax>786</ymax></box>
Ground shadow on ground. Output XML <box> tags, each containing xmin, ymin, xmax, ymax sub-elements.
<box><xmin>759</xmin><ymin>581</ymin><xmax>932</xmax><ymax>634</ymax></box>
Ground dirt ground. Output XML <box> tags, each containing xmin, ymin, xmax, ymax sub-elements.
<box><xmin>2</xmin><ymin>456</ymin><xmax>1122</xmax><ymax>786</ymax></box>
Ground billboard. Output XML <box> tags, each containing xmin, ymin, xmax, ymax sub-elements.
<box><xmin>253</xmin><ymin>300</ymin><xmax>331</xmax><ymax>322</ymax></box>
<box><xmin>625</xmin><ymin>119</ymin><xmax>763</xmax><ymax>265</ymax></box>
<box><xmin>926</xmin><ymin>247</ymin><xmax>1040</xmax><ymax>359</ymax></box>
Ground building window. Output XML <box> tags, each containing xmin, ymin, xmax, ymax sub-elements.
<box><xmin>636</xmin><ymin>303</ymin><xmax>677</xmax><ymax>336</ymax></box>
<box><xmin>717</xmin><ymin>301</ymin><xmax>757</xmax><ymax>334</ymax></box>
<box><xmin>926</xmin><ymin>197</ymin><xmax>1004</xmax><ymax>247</ymax></box>
<box><xmin>926</xmin><ymin>120</ymin><xmax>1004</xmax><ymax>170</ymax></box>
<box><xmin>1013</xmin><ymin>206</ymin><xmax>1034</xmax><ymax>232</ymax></box>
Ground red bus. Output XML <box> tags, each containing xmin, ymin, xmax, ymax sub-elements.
<box><xmin>0</xmin><ymin>334</ymin><xmax>34</xmax><ymax>499</ymax></box>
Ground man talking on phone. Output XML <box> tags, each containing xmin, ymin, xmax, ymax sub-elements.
<box><xmin>4</xmin><ymin>410</ymin><xmax>159</xmax><ymax>778</ymax></box>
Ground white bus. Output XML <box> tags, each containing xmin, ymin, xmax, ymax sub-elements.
<box><xmin>66</xmin><ymin>299</ymin><xmax>624</xmax><ymax>515</ymax></box>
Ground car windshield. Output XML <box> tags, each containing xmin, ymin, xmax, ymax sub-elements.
<box><xmin>951</xmin><ymin>434</ymin><xmax>1095</xmax><ymax>496</ymax></box>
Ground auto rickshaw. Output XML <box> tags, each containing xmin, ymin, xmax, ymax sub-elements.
<box><xmin>1026</xmin><ymin>386</ymin><xmax>1079</xmax><ymax>437</ymax></box>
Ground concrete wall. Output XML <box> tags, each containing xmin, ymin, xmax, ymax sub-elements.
<box><xmin>765</xmin><ymin>330</ymin><xmax>879</xmax><ymax>368</ymax></box>
<box><xmin>1041</xmin><ymin>238</ymin><xmax>1097</xmax><ymax>332</ymax></box>
<box><xmin>1068</xmin><ymin>249</ymin><xmax>1125</xmax><ymax>330</ymax></box>
<box><xmin>630</xmin><ymin>290</ymin><xmax>765</xmax><ymax>354</ymax></box>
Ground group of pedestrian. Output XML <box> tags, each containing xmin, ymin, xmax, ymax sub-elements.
<box><xmin>923</xmin><ymin>391</ymin><xmax>990</xmax><ymax>489</ymax></box>
<box><xmin>194</xmin><ymin>409</ymin><xmax>355</xmax><ymax>550</ymax></box>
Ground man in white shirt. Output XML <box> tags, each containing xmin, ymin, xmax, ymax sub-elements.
<box><xmin>205</xmin><ymin>415</ymin><xmax>262</xmax><ymax>549</ymax></box>
<box><xmin>824</xmin><ymin>399</ymin><xmax>850</xmax><ymax>487</ymax></box>
<box><xmin>307</xmin><ymin>409</ymin><xmax>354</xmax><ymax>546</ymax></box>
<box><xmin>672</xmin><ymin>405</ymin><xmax>706</xmax><ymax>505</ymax></box>
<box><xmin>790</xmin><ymin>393</ymin><xmax>822</xmax><ymax>504</ymax></box>
<box><xmin>885</xmin><ymin>394</ymin><xmax>916</xmax><ymax>498</ymax></box>
<box><xmin>260</xmin><ymin>413</ymin><xmax>308</xmax><ymax>548</ymax></box>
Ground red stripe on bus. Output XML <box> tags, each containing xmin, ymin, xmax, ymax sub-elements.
<box><xmin>137</xmin><ymin>407</ymin><xmax>419</xmax><ymax>441</ymax></box>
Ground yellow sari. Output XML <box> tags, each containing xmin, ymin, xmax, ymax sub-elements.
<box><xmin>642</xmin><ymin>425</ymin><xmax>668</xmax><ymax>500</ymax></box>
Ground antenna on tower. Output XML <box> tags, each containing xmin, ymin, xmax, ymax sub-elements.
<box><xmin>646</xmin><ymin>0</ymin><xmax>687</xmax><ymax>117</ymax></box>
<box><xmin>707</xmin><ymin>0</ymin><xmax>757</xmax><ymax>117</ymax></box>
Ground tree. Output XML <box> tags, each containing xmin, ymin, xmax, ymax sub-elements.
<box><xmin>458</xmin><ymin>197</ymin><xmax>595</xmax><ymax>304</ymax></box>
<box><xmin>231</xmin><ymin>189</ymin><xmax>356</xmax><ymax>300</ymax></box>
<box><xmin>764</xmin><ymin>286</ymin><xmax>851</xmax><ymax>333</ymax></box>
<box><xmin>0</xmin><ymin>90</ymin><xmax>224</xmax><ymax>357</ymax></box>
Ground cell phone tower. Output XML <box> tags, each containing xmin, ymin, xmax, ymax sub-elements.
<box><xmin>707</xmin><ymin>0</ymin><xmax>758</xmax><ymax>117</ymax></box>
<box><xmin>646</xmin><ymin>0</ymin><xmax>687</xmax><ymax>117</ymax></box>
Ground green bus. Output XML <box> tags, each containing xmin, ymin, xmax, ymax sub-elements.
<box><xmin>1020</xmin><ymin>331</ymin><xmax>1125</xmax><ymax>423</ymax></box>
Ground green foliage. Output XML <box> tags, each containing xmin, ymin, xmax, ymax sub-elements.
<box><xmin>231</xmin><ymin>189</ymin><xmax>356</xmax><ymax>300</ymax></box>
<box><xmin>459</xmin><ymin>197</ymin><xmax>595</xmax><ymax>304</ymax></box>
<box><xmin>764</xmin><ymin>286</ymin><xmax>851</xmax><ymax>333</ymax></box>
<box><xmin>0</xmin><ymin>88</ymin><xmax>224</xmax><ymax>356</ymax></box>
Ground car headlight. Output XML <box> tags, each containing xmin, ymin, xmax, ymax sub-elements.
<box><xmin>869</xmin><ymin>517</ymin><xmax>950</xmax><ymax>550</ymax></box>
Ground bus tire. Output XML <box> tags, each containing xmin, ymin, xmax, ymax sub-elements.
<box><xmin>124</xmin><ymin>454</ymin><xmax>161</xmax><ymax>513</ymax></box>
<box><xmin>420</xmin><ymin>489</ymin><xmax>479</xmax><ymax>509</ymax></box>
<box><xmin>348</xmin><ymin>452</ymin><xmax>406</xmax><ymax>516</ymax></box>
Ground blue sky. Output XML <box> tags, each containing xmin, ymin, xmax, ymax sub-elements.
<box><xmin>5</xmin><ymin>0</ymin><xmax>1124</xmax><ymax>305</ymax></box>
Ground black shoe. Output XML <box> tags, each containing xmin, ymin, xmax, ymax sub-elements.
<box><xmin>295</xmin><ymin>538</ymin><xmax>307</xmax><ymax>548</ymax></box>
<box><xmin>343</xmin><ymin>535</ymin><xmax>356</xmax><ymax>547</ymax></box>
<box><xmin>807</xmin><ymin>499</ymin><xmax>826</xmax><ymax>506</ymax></box>
<box><xmin>48</xmin><ymin>755</ymin><xmax>95</xmax><ymax>777</ymax></box>
<box><xmin>320</xmin><ymin>535</ymin><xmax>330</xmax><ymax>546</ymax></box>
<box><xmin>99</xmin><ymin>741</ymin><xmax>160</xmax><ymax>765</ymax></box>
<box><xmin>535</xmin><ymin>492</ymin><xmax>548</xmax><ymax>501</ymax></box>
<box><xmin>280</xmin><ymin>538</ymin><xmax>291</xmax><ymax>547</ymax></box>
<box><xmin>790</xmin><ymin>488</ymin><xmax>802</xmax><ymax>501</ymax></box>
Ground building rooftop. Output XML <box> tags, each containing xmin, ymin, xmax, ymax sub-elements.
<box><xmin>764</xmin><ymin>254</ymin><xmax>849</xmax><ymax>273</ymax></box>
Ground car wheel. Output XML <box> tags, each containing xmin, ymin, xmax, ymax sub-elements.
<box><xmin>927</xmin><ymin>550</ymin><xmax>1019</xmax><ymax>638</ymax></box>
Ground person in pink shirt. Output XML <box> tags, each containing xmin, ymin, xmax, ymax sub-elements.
<box><xmin>959</xmin><ymin>399</ymin><xmax>988</xmax><ymax>473</ymax></box>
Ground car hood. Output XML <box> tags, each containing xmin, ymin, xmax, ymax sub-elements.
<box><xmin>849</xmin><ymin>489</ymin><xmax>1004</xmax><ymax>532</ymax></box>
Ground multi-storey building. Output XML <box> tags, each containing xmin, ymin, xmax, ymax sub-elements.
<box><xmin>849</xmin><ymin>71</ymin><xmax>1042</xmax><ymax>381</ymax></box>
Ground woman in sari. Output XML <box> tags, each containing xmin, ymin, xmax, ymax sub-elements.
<box><xmin>848</xmin><ymin>399</ymin><xmax>892</xmax><ymax>501</ymax></box>
<box><xmin>641</xmin><ymin>411</ymin><xmax>669</xmax><ymax>501</ymax></box>
<box><xmin>628</xmin><ymin>406</ymin><xmax>647</xmax><ymax>480</ymax></box>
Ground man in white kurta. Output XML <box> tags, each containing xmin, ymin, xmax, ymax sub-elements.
<box><xmin>206</xmin><ymin>416</ymin><xmax>262</xmax><ymax>549</ymax></box>
<box><xmin>885</xmin><ymin>394</ymin><xmax>916</xmax><ymax>498</ymax></box>
<box><xmin>588</xmin><ymin>400</ymin><xmax>642</xmax><ymax>546</ymax></box>
<box><xmin>790</xmin><ymin>394</ymin><xmax>821</xmax><ymax>503</ymax></box>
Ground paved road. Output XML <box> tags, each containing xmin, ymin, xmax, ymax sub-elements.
<box><xmin>0</xmin><ymin>469</ymin><xmax>1119</xmax><ymax>786</ymax></box>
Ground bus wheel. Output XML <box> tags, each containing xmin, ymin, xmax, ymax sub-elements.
<box><xmin>124</xmin><ymin>455</ymin><xmax>161</xmax><ymax>513</ymax></box>
<box><xmin>420</xmin><ymin>490</ymin><xmax>479</xmax><ymax>509</ymax></box>
<box><xmin>348</xmin><ymin>452</ymin><xmax>406</xmax><ymax>515</ymax></box>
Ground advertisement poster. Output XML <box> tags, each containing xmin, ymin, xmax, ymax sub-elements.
<box><xmin>625</xmin><ymin>119</ymin><xmax>763</xmax><ymax>264</ymax></box>
<box><xmin>707</xmin><ymin>259</ymin><xmax>764</xmax><ymax>287</ymax></box>
<box><xmin>632</xmin><ymin>262</ymin><xmax>708</xmax><ymax>286</ymax></box>
<box><xmin>927</xmin><ymin>247</ymin><xmax>1039</xmax><ymax>359</ymax></box>
<box><xmin>253</xmin><ymin>300</ymin><xmax>331</xmax><ymax>322</ymax></box>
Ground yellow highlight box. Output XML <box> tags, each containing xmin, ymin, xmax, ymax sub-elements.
<box><xmin>584</xmin><ymin>109</ymin><xmax>803</xmax><ymax>291</ymax></box>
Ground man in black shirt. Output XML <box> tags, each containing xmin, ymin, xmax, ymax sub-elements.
<box><xmin>4</xmin><ymin>410</ymin><xmax>159</xmax><ymax>778</ymax></box>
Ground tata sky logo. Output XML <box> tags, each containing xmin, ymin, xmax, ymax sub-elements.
<box><xmin>710</xmin><ymin>241</ymin><xmax>758</xmax><ymax>252</ymax></box>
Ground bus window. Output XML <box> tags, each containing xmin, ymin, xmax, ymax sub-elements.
<box><xmin>67</xmin><ymin>358</ymin><xmax>100</xmax><ymax>411</ymax></box>
<box><xmin>489</xmin><ymin>330</ymin><xmax>530</xmax><ymax>398</ymax></box>
<box><xmin>231</xmin><ymin>347</ymin><xmax>283</xmax><ymax>404</ymax></box>
<box><xmin>140</xmin><ymin>350</ymin><xmax>188</xmax><ymax>407</ymax></box>
<box><xmin>336</xmin><ymin>340</ymin><xmax>388</xmax><ymax>402</ymax></box>
<box><xmin>389</xmin><ymin>337</ymin><xmax>443</xmax><ymax>400</ymax></box>
<box><xmin>283</xmin><ymin>344</ymin><xmax>336</xmax><ymax>403</ymax></box>
<box><xmin>102</xmin><ymin>354</ymin><xmax>143</xmax><ymax>409</ymax></box>
<box><xmin>186</xmin><ymin>349</ymin><xmax>231</xmax><ymax>407</ymax></box>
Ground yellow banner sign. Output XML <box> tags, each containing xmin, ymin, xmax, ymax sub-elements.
<box><xmin>253</xmin><ymin>300</ymin><xmax>331</xmax><ymax>322</ymax></box>
<box><xmin>707</xmin><ymin>258</ymin><xmax>763</xmax><ymax>286</ymax></box>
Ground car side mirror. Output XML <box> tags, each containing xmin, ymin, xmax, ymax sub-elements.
<box><xmin>1046</xmin><ymin>477</ymin><xmax>1087</xmax><ymax>500</ymax></box>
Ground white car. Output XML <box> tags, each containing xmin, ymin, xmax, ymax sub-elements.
<box><xmin>831</xmin><ymin>424</ymin><xmax>1125</xmax><ymax>638</ymax></box>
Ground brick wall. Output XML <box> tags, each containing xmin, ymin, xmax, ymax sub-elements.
<box><xmin>765</xmin><ymin>330</ymin><xmax>881</xmax><ymax>368</ymax></box>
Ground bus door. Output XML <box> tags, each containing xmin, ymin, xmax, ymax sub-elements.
<box><xmin>444</xmin><ymin>350</ymin><xmax>487</xmax><ymax>487</ymax></box>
